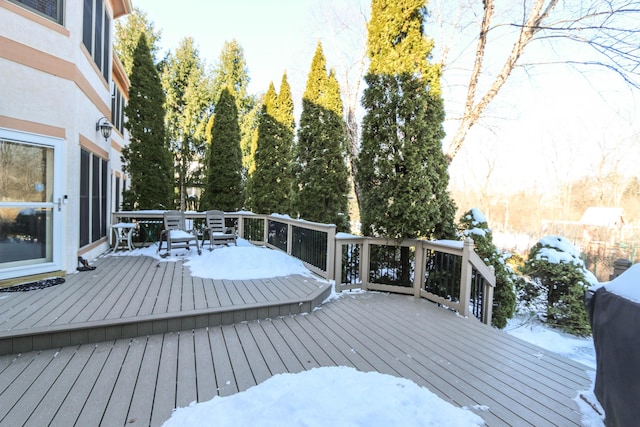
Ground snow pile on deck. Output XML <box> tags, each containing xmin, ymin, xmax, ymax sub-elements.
<box><xmin>186</xmin><ymin>239</ymin><xmax>313</xmax><ymax>280</ymax></box>
<box><xmin>163</xmin><ymin>366</ymin><xmax>485</xmax><ymax>427</ymax></box>
<box><xmin>112</xmin><ymin>238</ymin><xmax>313</xmax><ymax>280</ymax></box>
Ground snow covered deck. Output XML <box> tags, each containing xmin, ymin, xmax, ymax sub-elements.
<box><xmin>0</xmin><ymin>255</ymin><xmax>592</xmax><ymax>426</ymax></box>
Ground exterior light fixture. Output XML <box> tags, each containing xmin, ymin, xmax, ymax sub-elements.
<box><xmin>96</xmin><ymin>117</ymin><xmax>113</xmax><ymax>141</ymax></box>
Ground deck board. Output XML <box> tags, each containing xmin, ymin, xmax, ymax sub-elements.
<box><xmin>235</xmin><ymin>323</ymin><xmax>274</xmax><ymax>383</ymax></box>
<box><xmin>193</xmin><ymin>328</ymin><xmax>217</xmax><ymax>402</ymax></box>
<box><xmin>221</xmin><ymin>324</ymin><xmax>256</xmax><ymax>392</ymax></box>
<box><xmin>100</xmin><ymin>336</ymin><xmax>146</xmax><ymax>427</ymax></box>
<box><xmin>126</xmin><ymin>334</ymin><xmax>163</xmax><ymax>427</ymax></box>
<box><xmin>176</xmin><ymin>331</ymin><xmax>198</xmax><ymax>408</ymax></box>
<box><xmin>207</xmin><ymin>326</ymin><xmax>238</xmax><ymax>397</ymax></box>
<box><xmin>167</xmin><ymin>260</ymin><xmax>184</xmax><ymax>313</ymax></box>
<box><xmin>150</xmin><ymin>333</ymin><xmax>178</xmax><ymax>427</ymax></box>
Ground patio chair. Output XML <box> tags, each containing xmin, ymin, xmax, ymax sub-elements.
<box><xmin>202</xmin><ymin>210</ymin><xmax>237</xmax><ymax>250</ymax></box>
<box><xmin>158</xmin><ymin>210</ymin><xmax>201</xmax><ymax>256</ymax></box>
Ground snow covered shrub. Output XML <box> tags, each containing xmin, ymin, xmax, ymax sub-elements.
<box><xmin>458</xmin><ymin>208</ymin><xmax>516</xmax><ymax>329</ymax></box>
<box><xmin>521</xmin><ymin>236</ymin><xmax>598</xmax><ymax>336</ymax></box>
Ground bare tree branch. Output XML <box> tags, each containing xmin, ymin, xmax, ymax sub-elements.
<box><xmin>442</xmin><ymin>0</ymin><xmax>640</xmax><ymax>162</ymax></box>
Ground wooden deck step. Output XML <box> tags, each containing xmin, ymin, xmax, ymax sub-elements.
<box><xmin>0</xmin><ymin>256</ymin><xmax>331</xmax><ymax>355</ymax></box>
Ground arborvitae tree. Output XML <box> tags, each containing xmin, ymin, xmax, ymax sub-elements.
<box><xmin>211</xmin><ymin>40</ymin><xmax>258</xmax><ymax>176</ymax></box>
<box><xmin>356</xmin><ymin>0</ymin><xmax>455</xmax><ymax>240</ymax></box>
<box><xmin>294</xmin><ymin>43</ymin><xmax>350</xmax><ymax>231</ymax></box>
<box><xmin>246</xmin><ymin>82</ymin><xmax>293</xmax><ymax>214</ymax></box>
<box><xmin>114</xmin><ymin>7</ymin><xmax>162</xmax><ymax>76</ymax></box>
<box><xmin>276</xmin><ymin>72</ymin><xmax>295</xmax><ymax>133</ymax></box>
<box><xmin>162</xmin><ymin>37</ymin><xmax>213</xmax><ymax>210</ymax></box>
<box><xmin>122</xmin><ymin>33</ymin><xmax>173</xmax><ymax>210</ymax></box>
<box><xmin>201</xmin><ymin>88</ymin><xmax>244</xmax><ymax>211</ymax></box>
<box><xmin>458</xmin><ymin>208</ymin><xmax>516</xmax><ymax>329</ymax></box>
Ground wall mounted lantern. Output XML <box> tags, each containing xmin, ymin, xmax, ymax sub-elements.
<box><xmin>96</xmin><ymin>117</ymin><xmax>113</xmax><ymax>142</ymax></box>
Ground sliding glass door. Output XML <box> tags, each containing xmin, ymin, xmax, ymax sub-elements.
<box><xmin>0</xmin><ymin>129</ymin><xmax>62</xmax><ymax>279</ymax></box>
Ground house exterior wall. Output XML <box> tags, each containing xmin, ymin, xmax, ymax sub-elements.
<box><xmin>0</xmin><ymin>0</ymin><xmax>131</xmax><ymax>281</ymax></box>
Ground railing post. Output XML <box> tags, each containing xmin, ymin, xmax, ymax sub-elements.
<box><xmin>333</xmin><ymin>238</ymin><xmax>343</xmax><ymax>292</ymax></box>
<box><xmin>236</xmin><ymin>215</ymin><xmax>244</xmax><ymax>240</ymax></box>
<box><xmin>413</xmin><ymin>242</ymin><xmax>424</xmax><ymax>298</ymax></box>
<box><xmin>459</xmin><ymin>237</ymin><xmax>474</xmax><ymax>318</ymax></box>
<box><xmin>483</xmin><ymin>270</ymin><xmax>495</xmax><ymax>325</ymax></box>
<box><xmin>361</xmin><ymin>238</ymin><xmax>370</xmax><ymax>291</ymax></box>
<box><xmin>326</xmin><ymin>225</ymin><xmax>336</xmax><ymax>281</ymax></box>
<box><xmin>263</xmin><ymin>216</ymin><xmax>269</xmax><ymax>244</ymax></box>
<box><xmin>286</xmin><ymin>222</ymin><xmax>293</xmax><ymax>255</ymax></box>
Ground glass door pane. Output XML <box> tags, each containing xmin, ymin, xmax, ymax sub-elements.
<box><xmin>0</xmin><ymin>140</ymin><xmax>54</xmax><ymax>267</ymax></box>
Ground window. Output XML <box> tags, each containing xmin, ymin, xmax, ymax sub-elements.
<box><xmin>111</xmin><ymin>84</ymin><xmax>126</xmax><ymax>134</ymax></box>
<box><xmin>114</xmin><ymin>176</ymin><xmax>120</xmax><ymax>212</ymax></box>
<box><xmin>9</xmin><ymin>0</ymin><xmax>64</xmax><ymax>24</ymax></box>
<box><xmin>82</xmin><ymin>0</ymin><xmax>110</xmax><ymax>81</ymax></box>
<box><xmin>79</xmin><ymin>149</ymin><xmax>108</xmax><ymax>247</ymax></box>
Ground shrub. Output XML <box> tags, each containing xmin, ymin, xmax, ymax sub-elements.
<box><xmin>520</xmin><ymin>236</ymin><xmax>597</xmax><ymax>336</ymax></box>
<box><xmin>458</xmin><ymin>208</ymin><xmax>516</xmax><ymax>329</ymax></box>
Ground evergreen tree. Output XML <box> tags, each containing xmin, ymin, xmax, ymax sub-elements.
<box><xmin>294</xmin><ymin>43</ymin><xmax>350</xmax><ymax>231</ymax></box>
<box><xmin>458</xmin><ymin>208</ymin><xmax>516</xmax><ymax>329</ymax></box>
<box><xmin>356</xmin><ymin>0</ymin><xmax>455</xmax><ymax>240</ymax></box>
<box><xmin>246</xmin><ymin>82</ymin><xmax>293</xmax><ymax>214</ymax></box>
<box><xmin>162</xmin><ymin>37</ymin><xmax>213</xmax><ymax>210</ymax></box>
<box><xmin>122</xmin><ymin>33</ymin><xmax>173</xmax><ymax>210</ymax></box>
<box><xmin>275</xmin><ymin>73</ymin><xmax>295</xmax><ymax>133</ymax></box>
<box><xmin>114</xmin><ymin>7</ymin><xmax>162</xmax><ymax>76</ymax></box>
<box><xmin>211</xmin><ymin>40</ymin><xmax>258</xmax><ymax>176</ymax></box>
<box><xmin>201</xmin><ymin>88</ymin><xmax>244</xmax><ymax>211</ymax></box>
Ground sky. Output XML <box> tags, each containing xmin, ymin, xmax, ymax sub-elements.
<box><xmin>129</xmin><ymin>0</ymin><xmax>640</xmax><ymax>196</ymax></box>
<box><xmin>133</xmin><ymin>0</ymin><xmax>332</xmax><ymax>97</ymax></box>
<box><xmin>111</xmin><ymin>239</ymin><xmax>613</xmax><ymax>426</ymax></box>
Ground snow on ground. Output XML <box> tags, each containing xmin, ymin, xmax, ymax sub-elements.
<box><xmin>109</xmin><ymin>240</ymin><xmax>604</xmax><ymax>426</ymax></box>
<box><xmin>505</xmin><ymin>314</ymin><xmax>604</xmax><ymax>426</ymax></box>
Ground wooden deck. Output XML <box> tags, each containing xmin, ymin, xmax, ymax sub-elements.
<box><xmin>0</xmin><ymin>254</ymin><xmax>331</xmax><ymax>355</ymax></box>
<box><xmin>0</xmin><ymin>255</ymin><xmax>593</xmax><ymax>426</ymax></box>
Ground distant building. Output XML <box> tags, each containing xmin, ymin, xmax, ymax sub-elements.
<box><xmin>1</xmin><ymin>0</ymin><xmax>132</xmax><ymax>282</ymax></box>
<box><xmin>580</xmin><ymin>207</ymin><xmax>625</xmax><ymax>243</ymax></box>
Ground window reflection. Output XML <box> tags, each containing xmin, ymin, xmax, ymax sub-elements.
<box><xmin>0</xmin><ymin>207</ymin><xmax>51</xmax><ymax>264</ymax></box>
<box><xmin>0</xmin><ymin>140</ymin><xmax>53</xmax><ymax>203</ymax></box>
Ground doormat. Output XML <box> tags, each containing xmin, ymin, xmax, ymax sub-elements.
<box><xmin>0</xmin><ymin>277</ymin><xmax>65</xmax><ymax>292</ymax></box>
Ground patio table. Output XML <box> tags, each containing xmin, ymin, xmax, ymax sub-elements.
<box><xmin>111</xmin><ymin>222</ymin><xmax>136</xmax><ymax>251</ymax></box>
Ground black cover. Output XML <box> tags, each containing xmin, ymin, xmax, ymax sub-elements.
<box><xmin>585</xmin><ymin>287</ymin><xmax>640</xmax><ymax>427</ymax></box>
